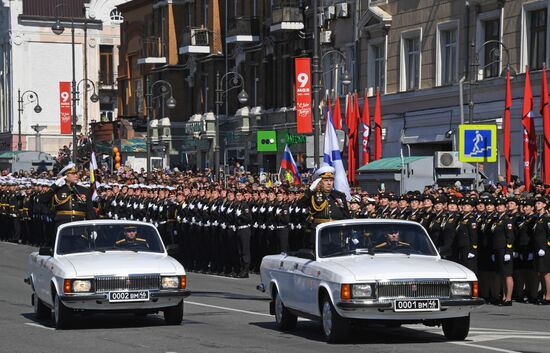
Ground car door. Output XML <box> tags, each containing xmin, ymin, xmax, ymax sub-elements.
<box><xmin>272</xmin><ymin>254</ymin><xmax>299</xmax><ymax>309</ymax></box>
<box><xmin>292</xmin><ymin>254</ymin><xmax>319</xmax><ymax>314</ymax></box>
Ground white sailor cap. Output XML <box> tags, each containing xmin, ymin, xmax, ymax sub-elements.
<box><xmin>312</xmin><ymin>166</ymin><xmax>335</xmax><ymax>180</ymax></box>
<box><xmin>58</xmin><ymin>162</ymin><xmax>77</xmax><ymax>177</ymax></box>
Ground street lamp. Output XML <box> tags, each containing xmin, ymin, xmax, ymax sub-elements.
<box><xmin>146</xmin><ymin>80</ymin><xmax>176</xmax><ymax>172</ymax></box>
<box><xmin>321</xmin><ymin>49</ymin><xmax>353</xmax><ymax>96</ymax></box>
<box><xmin>77</xmin><ymin>79</ymin><xmax>100</xmax><ymax>104</ymax></box>
<box><xmin>17</xmin><ymin>89</ymin><xmax>42</xmax><ymax>151</ymax></box>
<box><xmin>215</xmin><ymin>71</ymin><xmax>248</xmax><ymax>180</ymax></box>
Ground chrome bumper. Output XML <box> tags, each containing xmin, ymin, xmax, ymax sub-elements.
<box><xmin>59</xmin><ymin>289</ymin><xmax>191</xmax><ymax>303</ymax></box>
<box><xmin>336</xmin><ymin>297</ymin><xmax>485</xmax><ymax>310</ymax></box>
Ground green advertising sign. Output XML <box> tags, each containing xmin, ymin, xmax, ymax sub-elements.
<box><xmin>285</xmin><ymin>133</ymin><xmax>306</xmax><ymax>145</ymax></box>
<box><xmin>257</xmin><ymin>130</ymin><xmax>278</xmax><ymax>152</ymax></box>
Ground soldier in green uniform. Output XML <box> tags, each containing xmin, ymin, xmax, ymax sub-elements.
<box><xmin>115</xmin><ymin>225</ymin><xmax>149</xmax><ymax>248</ymax></box>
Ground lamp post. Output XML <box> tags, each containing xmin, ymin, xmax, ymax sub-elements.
<box><xmin>215</xmin><ymin>71</ymin><xmax>248</xmax><ymax>180</ymax></box>
<box><xmin>320</xmin><ymin>49</ymin><xmax>352</xmax><ymax>98</ymax></box>
<box><xmin>146</xmin><ymin>79</ymin><xmax>176</xmax><ymax>172</ymax></box>
<box><xmin>17</xmin><ymin>89</ymin><xmax>42</xmax><ymax>151</ymax></box>
<box><xmin>312</xmin><ymin>0</ymin><xmax>321</xmax><ymax>169</ymax></box>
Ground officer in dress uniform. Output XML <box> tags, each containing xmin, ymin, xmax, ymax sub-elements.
<box><xmin>439</xmin><ymin>196</ymin><xmax>460</xmax><ymax>261</ymax></box>
<box><xmin>428</xmin><ymin>195</ymin><xmax>447</xmax><ymax>244</ymax></box>
<box><xmin>516</xmin><ymin>199</ymin><xmax>540</xmax><ymax>303</ymax></box>
<box><xmin>491</xmin><ymin>197</ymin><xmax>515</xmax><ymax>305</ymax></box>
<box><xmin>298</xmin><ymin>166</ymin><xmax>350</xmax><ymax>249</ymax></box>
<box><xmin>533</xmin><ymin>197</ymin><xmax>550</xmax><ymax>305</ymax></box>
<box><xmin>115</xmin><ymin>225</ymin><xmax>148</xmax><ymax>248</ymax></box>
<box><xmin>456</xmin><ymin>198</ymin><xmax>479</xmax><ymax>274</ymax></box>
<box><xmin>234</xmin><ymin>189</ymin><xmax>252</xmax><ymax>278</ymax></box>
<box><xmin>41</xmin><ymin>163</ymin><xmax>95</xmax><ymax>246</ymax></box>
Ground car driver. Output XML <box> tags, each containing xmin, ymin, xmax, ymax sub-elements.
<box><xmin>115</xmin><ymin>225</ymin><xmax>149</xmax><ymax>248</ymax></box>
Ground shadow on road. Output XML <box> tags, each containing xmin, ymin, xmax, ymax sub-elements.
<box><xmin>191</xmin><ymin>291</ymin><xmax>270</xmax><ymax>301</ymax></box>
<box><xmin>251</xmin><ymin>320</ymin><xmax>448</xmax><ymax>344</ymax></box>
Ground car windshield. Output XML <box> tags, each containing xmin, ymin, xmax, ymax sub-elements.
<box><xmin>318</xmin><ymin>223</ymin><xmax>437</xmax><ymax>258</ymax></box>
<box><xmin>56</xmin><ymin>223</ymin><xmax>164</xmax><ymax>255</ymax></box>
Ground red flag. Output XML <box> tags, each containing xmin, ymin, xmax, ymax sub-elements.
<box><xmin>333</xmin><ymin>95</ymin><xmax>342</xmax><ymax>130</ymax></box>
<box><xmin>541</xmin><ymin>64</ymin><xmax>550</xmax><ymax>185</ymax></box>
<box><xmin>503</xmin><ymin>67</ymin><xmax>512</xmax><ymax>191</ymax></box>
<box><xmin>373</xmin><ymin>87</ymin><xmax>383</xmax><ymax>160</ymax></box>
<box><xmin>361</xmin><ymin>92</ymin><xmax>371</xmax><ymax>166</ymax></box>
<box><xmin>522</xmin><ymin>66</ymin><xmax>537</xmax><ymax>191</ymax></box>
<box><xmin>346</xmin><ymin>94</ymin><xmax>358</xmax><ymax>184</ymax></box>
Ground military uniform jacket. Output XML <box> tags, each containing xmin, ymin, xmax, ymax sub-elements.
<box><xmin>408</xmin><ymin>209</ymin><xmax>422</xmax><ymax>223</ymax></box>
<box><xmin>439</xmin><ymin>212</ymin><xmax>459</xmax><ymax>257</ymax></box>
<box><xmin>490</xmin><ymin>212</ymin><xmax>514</xmax><ymax>253</ymax></box>
<box><xmin>299</xmin><ymin>189</ymin><xmax>350</xmax><ymax>224</ymax></box>
<box><xmin>420</xmin><ymin>208</ymin><xmax>435</xmax><ymax>229</ymax></box>
<box><xmin>456</xmin><ymin>212</ymin><xmax>478</xmax><ymax>252</ymax></box>
<box><xmin>428</xmin><ymin>210</ymin><xmax>446</xmax><ymax>244</ymax></box>
<box><xmin>274</xmin><ymin>201</ymin><xmax>290</xmax><ymax>226</ymax></box>
<box><xmin>42</xmin><ymin>183</ymin><xmax>95</xmax><ymax>223</ymax></box>
<box><xmin>533</xmin><ymin>213</ymin><xmax>550</xmax><ymax>251</ymax></box>
<box><xmin>235</xmin><ymin>201</ymin><xmax>252</xmax><ymax>227</ymax></box>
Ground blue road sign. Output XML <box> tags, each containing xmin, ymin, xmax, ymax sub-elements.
<box><xmin>458</xmin><ymin>124</ymin><xmax>497</xmax><ymax>163</ymax></box>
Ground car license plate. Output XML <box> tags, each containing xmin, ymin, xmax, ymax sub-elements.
<box><xmin>393</xmin><ymin>299</ymin><xmax>440</xmax><ymax>312</ymax></box>
<box><xmin>109</xmin><ymin>290</ymin><xmax>150</xmax><ymax>303</ymax></box>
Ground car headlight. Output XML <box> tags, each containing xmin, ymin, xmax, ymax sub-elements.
<box><xmin>451</xmin><ymin>282</ymin><xmax>471</xmax><ymax>296</ymax></box>
<box><xmin>72</xmin><ymin>280</ymin><xmax>92</xmax><ymax>293</ymax></box>
<box><xmin>351</xmin><ymin>283</ymin><xmax>374</xmax><ymax>298</ymax></box>
<box><xmin>161</xmin><ymin>276</ymin><xmax>180</xmax><ymax>289</ymax></box>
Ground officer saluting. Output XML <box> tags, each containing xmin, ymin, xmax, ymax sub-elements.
<box><xmin>298</xmin><ymin>166</ymin><xmax>350</xmax><ymax>248</ymax></box>
<box><xmin>42</xmin><ymin>163</ymin><xmax>95</xmax><ymax>245</ymax></box>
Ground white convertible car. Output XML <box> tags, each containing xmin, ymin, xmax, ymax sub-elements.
<box><xmin>258</xmin><ymin>219</ymin><xmax>484</xmax><ymax>343</ymax></box>
<box><xmin>26</xmin><ymin>220</ymin><xmax>190</xmax><ymax>329</ymax></box>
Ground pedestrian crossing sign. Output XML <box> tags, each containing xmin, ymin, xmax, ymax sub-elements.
<box><xmin>458</xmin><ymin>124</ymin><xmax>497</xmax><ymax>162</ymax></box>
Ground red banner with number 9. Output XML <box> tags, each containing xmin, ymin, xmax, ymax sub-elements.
<box><xmin>59</xmin><ymin>82</ymin><xmax>72</xmax><ymax>134</ymax></box>
<box><xmin>295</xmin><ymin>58</ymin><xmax>312</xmax><ymax>134</ymax></box>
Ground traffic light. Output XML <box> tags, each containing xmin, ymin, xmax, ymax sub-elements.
<box><xmin>113</xmin><ymin>146</ymin><xmax>121</xmax><ymax>169</ymax></box>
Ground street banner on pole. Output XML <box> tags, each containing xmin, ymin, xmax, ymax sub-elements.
<box><xmin>458</xmin><ymin>124</ymin><xmax>497</xmax><ymax>163</ymax></box>
<box><xmin>59</xmin><ymin>82</ymin><xmax>72</xmax><ymax>134</ymax></box>
<box><xmin>295</xmin><ymin>57</ymin><xmax>312</xmax><ymax>134</ymax></box>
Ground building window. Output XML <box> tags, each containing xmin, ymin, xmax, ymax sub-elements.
<box><xmin>405</xmin><ymin>37</ymin><xmax>420</xmax><ymax>90</ymax></box>
<box><xmin>440</xmin><ymin>29</ymin><xmax>457</xmax><ymax>84</ymax></box>
<box><xmin>370</xmin><ymin>44</ymin><xmax>386</xmax><ymax>92</ymax></box>
<box><xmin>99</xmin><ymin>45</ymin><xmax>114</xmax><ymax>85</ymax></box>
<box><xmin>483</xmin><ymin>19</ymin><xmax>500</xmax><ymax>78</ymax></box>
<box><xmin>530</xmin><ymin>8</ymin><xmax>547</xmax><ymax>70</ymax></box>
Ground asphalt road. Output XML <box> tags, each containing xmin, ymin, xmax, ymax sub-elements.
<box><xmin>1</xmin><ymin>242</ymin><xmax>549</xmax><ymax>353</ymax></box>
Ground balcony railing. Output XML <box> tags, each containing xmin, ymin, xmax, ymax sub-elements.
<box><xmin>138</xmin><ymin>36</ymin><xmax>167</xmax><ymax>64</ymax></box>
<box><xmin>271</xmin><ymin>1</ymin><xmax>303</xmax><ymax>32</ymax></box>
<box><xmin>226</xmin><ymin>17</ymin><xmax>260</xmax><ymax>43</ymax></box>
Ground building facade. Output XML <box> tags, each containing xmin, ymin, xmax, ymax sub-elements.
<box><xmin>115</xmin><ymin>0</ymin><xmax>550</xmax><ymax>182</ymax></box>
<box><xmin>0</xmin><ymin>0</ymin><xmax>128</xmax><ymax>155</ymax></box>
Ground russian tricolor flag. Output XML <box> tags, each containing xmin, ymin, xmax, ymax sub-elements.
<box><xmin>280</xmin><ymin>144</ymin><xmax>301</xmax><ymax>184</ymax></box>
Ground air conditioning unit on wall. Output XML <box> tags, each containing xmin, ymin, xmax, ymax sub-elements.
<box><xmin>336</xmin><ymin>3</ymin><xmax>350</xmax><ymax>18</ymax></box>
<box><xmin>434</xmin><ymin>151</ymin><xmax>462</xmax><ymax>168</ymax></box>
<box><xmin>320</xmin><ymin>30</ymin><xmax>332</xmax><ymax>44</ymax></box>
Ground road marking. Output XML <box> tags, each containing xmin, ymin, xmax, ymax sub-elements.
<box><xmin>186</xmin><ymin>301</ymin><xmax>272</xmax><ymax>317</ymax></box>
<box><xmin>25</xmin><ymin>323</ymin><xmax>55</xmax><ymax>331</ymax></box>
<box><xmin>451</xmin><ymin>341</ymin><xmax>520</xmax><ymax>353</ymax></box>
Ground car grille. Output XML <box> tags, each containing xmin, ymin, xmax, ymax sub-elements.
<box><xmin>94</xmin><ymin>274</ymin><xmax>161</xmax><ymax>292</ymax></box>
<box><xmin>377</xmin><ymin>280</ymin><xmax>450</xmax><ymax>299</ymax></box>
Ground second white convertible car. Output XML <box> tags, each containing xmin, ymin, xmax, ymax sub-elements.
<box><xmin>258</xmin><ymin>220</ymin><xmax>484</xmax><ymax>343</ymax></box>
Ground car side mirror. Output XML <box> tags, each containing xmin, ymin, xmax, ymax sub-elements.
<box><xmin>38</xmin><ymin>247</ymin><xmax>53</xmax><ymax>256</ymax></box>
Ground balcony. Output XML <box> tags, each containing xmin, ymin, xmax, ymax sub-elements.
<box><xmin>137</xmin><ymin>36</ymin><xmax>167</xmax><ymax>65</ymax></box>
<box><xmin>226</xmin><ymin>17</ymin><xmax>260</xmax><ymax>44</ymax></box>
<box><xmin>271</xmin><ymin>1</ymin><xmax>304</xmax><ymax>32</ymax></box>
<box><xmin>179</xmin><ymin>27</ymin><xmax>211</xmax><ymax>55</ymax></box>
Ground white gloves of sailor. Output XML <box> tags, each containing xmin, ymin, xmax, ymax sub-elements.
<box><xmin>491</xmin><ymin>254</ymin><xmax>495</xmax><ymax>262</ymax></box>
<box><xmin>504</xmin><ymin>254</ymin><xmax>511</xmax><ymax>262</ymax></box>
<box><xmin>268</xmin><ymin>225</ymin><xmax>275</xmax><ymax>231</ymax></box>
<box><xmin>310</xmin><ymin>178</ymin><xmax>321</xmax><ymax>191</ymax></box>
<box><xmin>55</xmin><ymin>176</ymin><xmax>66</xmax><ymax>187</ymax></box>
<box><xmin>528</xmin><ymin>253</ymin><xmax>534</xmax><ymax>261</ymax></box>
<box><xmin>468</xmin><ymin>253</ymin><xmax>475</xmax><ymax>259</ymax></box>
<box><xmin>513</xmin><ymin>252</ymin><xmax>519</xmax><ymax>259</ymax></box>
<box><xmin>236</xmin><ymin>209</ymin><xmax>242</xmax><ymax>217</ymax></box>
<box><xmin>538</xmin><ymin>249</ymin><xmax>546</xmax><ymax>257</ymax></box>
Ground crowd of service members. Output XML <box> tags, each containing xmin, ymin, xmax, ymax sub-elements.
<box><xmin>1</xmin><ymin>173</ymin><xmax>550</xmax><ymax>305</ymax></box>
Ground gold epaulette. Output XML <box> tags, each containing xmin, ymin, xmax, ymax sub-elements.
<box><xmin>136</xmin><ymin>238</ymin><xmax>147</xmax><ymax>242</ymax></box>
<box><xmin>311</xmin><ymin>195</ymin><xmax>328</xmax><ymax>212</ymax></box>
<box><xmin>115</xmin><ymin>239</ymin><xmax>125</xmax><ymax>244</ymax></box>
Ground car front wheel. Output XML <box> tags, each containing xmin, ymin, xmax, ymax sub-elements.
<box><xmin>321</xmin><ymin>296</ymin><xmax>349</xmax><ymax>343</ymax></box>
<box><xmin>54</xmin><ymin>294</ymin><xmax>73</xmax><ymax>329</ymax></box>
<box><xmin>442</xmin><ymin>315</ymin><xmax>470</xmax><ymax>341</ymax></box>
<box><xmin>164</xmin><ymin>301</ymin><xmax>183</xmax><ymax>325</ymax></box>
<box><xmin>274</xmin><ymin>291</ymin><xmax>297</xmax><ymax>331</ymax></box>
<box><xmin>33</xmin><ymin>293</ymin><xmax>50</xmax><ymax>320</ymax></box>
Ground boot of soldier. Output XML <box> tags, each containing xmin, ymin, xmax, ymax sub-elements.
<box><xmin>228</xmin><ymin>267</ymin><xmax>238</xmax><ymax>278</ymax></box>
<box><xmin>237</xmin><ymin>265</ymin><xmax>249</xmax><ymax>278</ymax></box>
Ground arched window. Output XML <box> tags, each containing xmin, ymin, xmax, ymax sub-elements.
<box><xmin>110</xmin><ymin>9</ymin><xmax>124</xmax><ymax>24</ymax></box>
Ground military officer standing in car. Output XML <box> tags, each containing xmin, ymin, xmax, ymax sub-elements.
<box><xmin>41</xmin><ymin>163</ymin><xmax>95</xmax><ymax>246</ymax></box>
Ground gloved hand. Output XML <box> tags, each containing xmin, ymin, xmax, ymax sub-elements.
<box><xmin>538</xmin><ymin>249</ymin><xmax>546</xmax><ymax>257</ymax></box>
<box><xmin>114</xmin><ymin>214</ymin><xmax>119</xmax><ymax>220</ymax></box>
<box><xmin>55</xmin><ymin>176</ymin><xmax>66</xmax><ymax>187</ymax></box>
<box><xmin>276</xmin><ymin>208</ymin><xmax>281</xmax><ymax>215</ymax></box>
<box><xmin>310</xmin><ymin>178</ymin><xmax>321</xmax><ymax>191</ymax></box>
<box><xmin>468</xmin><ymin>253</ymin><xmax>475</xmax><ymax>259</ymax></box>
<box><xmin>231</xmin><ymin>225</ymin><xmax>237</xmax><ymax>232</ymax></box>
<box><xmin>528</xmin><ymin>253</ymin><xmax>534</xmax><ymax>261</ymax></box>
<box><xmin>491</xmin><ymin>254</ymin><xmax>495</xmax><ymax>262</ymax></box>
<box><xmin>108</xmin><ymin>211</ymin><xmax>112</xmax><ymax>218</ymax></box>
<box><xmin>253</xmin><ymin>222</ymin><xmax>259</xmax><ymax>228</ymax></box>
<box><xmin>269</xmin><ymin>225</ymin><xmax>275</xmax><ymax>231</ymax></box>
<box><xmin>236</xmin><ymin>209</ymin><xmax>242</xmax><ymax>217</ymax></box>
<box><xmin>513</xmin><ymin>251</ymin><xmax>519</xmax><ymax>259</ymax></box>
<box><xmin>504</xmin><ymin>254</ymin><xmax>511</xmax><ymax>262</ymax></box>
